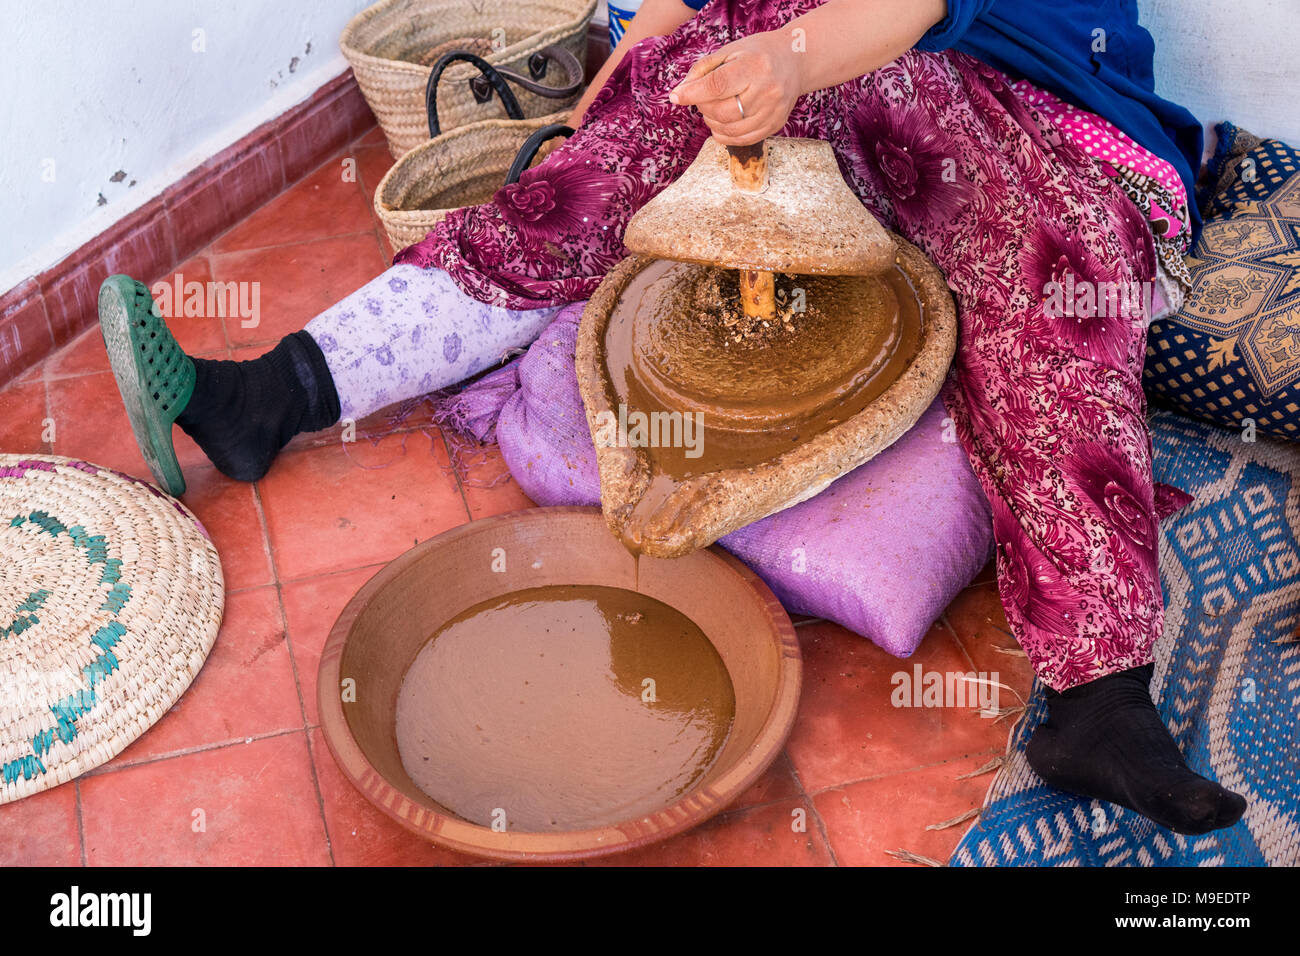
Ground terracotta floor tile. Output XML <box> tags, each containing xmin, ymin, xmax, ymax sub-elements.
<box><xmin>945</xmin><ymin>579</ymin><xmax>1010</xmax><ymax>641</ymax></box>
<box><xmin>210</xmin><ymin>233</ymin><xmax>386</xmax><ymax>348</ymax></box>
<box><xmin>592</xmin><ymin>797</ymin><xmax>834</xmax><ymax>867</ymax></box>
<box><xmin>46</xmin><ymin>260</ymin><xmax>227</xmax><ymax>380</ymax></box>
<box><xmin>179</xmin><ymin>464</ymin><xmax>274</xmax><ymax>592</ymax></box>
<box><xmin>81</xmin><ymin>732</ymin><xmax>330</xmax><ymax>866</ymax></box>
<box><xmin>226</xmin><ymin>343</ymin><xmax>271</xmax><ymax>365</ymax></box>
<box><xmin>308</xmin><ymin>729</ymin><xmax>481</xmax><ymax>866</ymax></box>
<box><xmin>378</xmin><ymin>226</ymin><xmax>398</xmax><ymax>267</ymax></box>
<box><xmin>147</xmin><ymin>256</ymin><xmax>229</xmax><ymax>356</ymax></box>
<box><xmin>0</xmin><ymin>379</ymin><xmax>50</xmax><ymax>454</ymax></box>
<box><xmin>358</xmin><ymin>125</ymin><xmax>388</xmax><ymax>147</ymax></box>
<box><xmin>256</xmin><ymin>430</ymin><xmax>468</xmax><ymax>580</ymax></box>
<box><xmin>447</xmin><ymin>438</ymin><xmax>538</xmax><ymax>519</ymax></box>
<box><xmin>281</xmin><ymin>564</ymin><xmax>383</xmax><ymax>725</ymax></box>
<box><xmin>354</xmin><ymin>143</ymin><xmax>396</xmax><ymax>198</ymax></box>
<box><xmin>167</xmin><ymin>425</ymin><xmax>212</xmax><ymax>475</ymax></box>
<box><xmin>45</xmin><ymin>370</ymin><xmax>209</xmax><ymax>481</ymax></box>
<box><xmin>282</xmin><ymin>406</ymin><xmax>430</xmax><ymax>453</ymax></box>
<box><xmin>731</xmin><ymin>750</ymin><xmax>804</xmax><ymax>811</ymax></box>
<box><xmin>784</xmin><ymin>621</ymin><xmax>1013</xmax><ymax>792</ymax></box>
<box><xmin>104</xmin><ymin>587</ymin><xmax>301</xmax><ymax>767</ymax></box>
<box><xmin>943</xmin><ymin>580</ymin><xmax>1035</xmax><ymax>710</ymax></box>
<box><xmin>212</xmin><ymin>160</ymin><xmax>375</xmax><ymax>255</ymax></box>
<box><xmin>812</xmin><ymin>755</ymin><xmax>1002</xmax><ymax>867</ymax></box>
<box><xmin>45</xmin><ymin>371</ymin><xmax>150</xmax><ymax>481</ymax></box>
<box><xmin>0</xmin><ymin>783</ymin><xmax>81</xmax><ymax>866</ymax></box>
<box><xmin>464</xmin><ymin>475</ymin><xmax>536</xmax><ymax>519</ymax></box>
<box><xmin>44</xmin><ymin>325</ymin><xmax>111</xmax><ymax>379</ymax></box>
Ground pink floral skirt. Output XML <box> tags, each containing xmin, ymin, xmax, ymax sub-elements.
<box><xmin>396</xmin><ymin>0</ymin><xmax>1170</xmax><ymax>690</ymax></box>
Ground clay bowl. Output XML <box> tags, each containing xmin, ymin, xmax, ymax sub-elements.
<box><xmin>317</xmin><ymin>506</ymin><xmax>801</xmax><ymax>862</ymax></box>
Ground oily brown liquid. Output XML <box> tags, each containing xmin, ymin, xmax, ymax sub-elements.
<box><xmin>394</xmin><ymin>585</ymin><xmax>735</xmax><ymax>832</ymax></box>
<box><xmin>604</xmin><ymin>259</ymin><xmax>924</xmax><ymax>481</ymax></box>
<box><xmin>601</xmin><ymin>259</ymin><xmax>924</xmax><ymax>552</ymax></box>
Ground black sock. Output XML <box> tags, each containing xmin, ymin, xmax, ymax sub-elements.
<box><xmin>1025</xmin><ymin>664</ymin><xmax>1247</xmax><ymax>835</ymax></box>
<box><xmin>175</xmin><ymin>331</ymin><xmax>340</xmax><ymax>482</ymax></box>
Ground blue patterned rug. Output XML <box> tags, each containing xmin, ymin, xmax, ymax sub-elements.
<box><xmin>952</xmin><ymin>410</ymin><xmax>1300</xmax><ymax>866</ymax></box>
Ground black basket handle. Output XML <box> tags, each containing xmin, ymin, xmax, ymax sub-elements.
<box><xmin>505</xmin><ymin>123</ymin><xmax>575</xmax><ymax>185</ymax></box>
<box><xmin>475</xmin><ymin>46</ymin><xmax>584</xmax><ymax>102</ymax></box>
<box><xmin>426</xmin><ymin>51</ymin><xmax>524</xmax><ymax>138</ymax></box>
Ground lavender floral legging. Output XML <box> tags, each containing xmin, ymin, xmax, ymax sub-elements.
<box><xmin>316</xmin><ymin>0</ymin><xmax>1171</xmax><ymax>690</ymax></box>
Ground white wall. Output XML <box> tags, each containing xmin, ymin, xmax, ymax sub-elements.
<box><xmin>0</xmin><ymin>0</ymin><xmax>371</xmax><ymax>292</ymax></box>
<box><xmin>2</xmin><ymin>0</ymin><xmax>1296</xmax><ymax>294</ymax></box>
<box><xmin>1138</xmin><ymin>0</ymin><xmax>1300</xmax><ymax>158</ymax></box>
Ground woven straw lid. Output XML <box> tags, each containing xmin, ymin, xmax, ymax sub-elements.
<box><xmin>623</xmin><ymin>137</ymin><xmax>895</xmax><ymax>276</ymax></box>
<box><xmin>0</xmin><ymin>456</ymin><xmax>223</xmax><ymax>803</ymax></box>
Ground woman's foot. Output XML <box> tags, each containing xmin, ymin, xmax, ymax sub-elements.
<box><xmin>173</xmin><ymin>332</ymin><xmax>340</xmax><ymax>484</ymax></box>
<box><xmin>99</xmin><ymin>275</ymin><xmax>340</xmax><ymax>494</ymax></box>
<box><xmin>1026</xmin><ymin>663</ymin><xmax>1247</xmax><ymax>835</ymax></box>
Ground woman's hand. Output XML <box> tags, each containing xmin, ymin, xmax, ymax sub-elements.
<box><xmin>666</xmin><ymin>0</ymin><xmax>948</xmax><ymax>144</ymax></box>
<box><xmin>668</xmin><ymin>30</ymin><xmax>803</xmax><ymax>146</ymax></box>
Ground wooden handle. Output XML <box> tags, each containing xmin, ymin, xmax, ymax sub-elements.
<box><xmin>728</xmin><ymin>142</ymin><xmax>774</xmax><ymax>320</ymax></box>
<box><xmin>739</xmin><ymin>270</ymin><xmax>775</xmax><ymax>322</ymax></box>
<box><xmin>727</xmin><ymin>141</ymin><xmax>768</xmax><ymax>192</ymax></box>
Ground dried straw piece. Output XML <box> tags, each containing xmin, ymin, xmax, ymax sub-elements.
<box><xmin>926</xmin><ymin>808</ymin><xmax>981</xmax><ymax>831</ymax></box>
<box><xmin>988</xmin><ymin>705</ymin><xmax>1027</xmax><ymax>724</ymax></box>
<box><xmin>886</xmin><ymin>848</ymin><xmax>945</xmax><ymax>867</ymax></box>
<box><xmin>956</xmin><ymin>755</ymin><xmax>1006</xmax><ymax>780</ymax></box>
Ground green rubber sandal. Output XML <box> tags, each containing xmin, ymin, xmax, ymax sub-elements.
<box><xmin>98</xmin><ymin>275</ymin><xmax>195</xmax><ymax>497</ymax></box>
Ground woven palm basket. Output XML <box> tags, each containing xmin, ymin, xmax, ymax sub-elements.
<box><xmin>341</xmin><ymin>0</ymin><xmax>595</xmax><ymax>158</ymax></box>
<box><xmin>376</xmin><ymin>111</ymin><xmax>568</xmax><ymax>250</ymax></box>
<box><xmin>0</xmin><ymin>456</ymin><xmax>223</xmax><ymax>803</ymax></box>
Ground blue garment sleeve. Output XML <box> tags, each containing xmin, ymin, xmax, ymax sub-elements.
<box><xmin>680</xmin><ymin>0</ymin><xmax>712</xmax><ymax>9</ymax></box>
<box><xmin>914</xmin><ymin>0</ymin><xmax>998</xmax><ymax>51</ymax></box>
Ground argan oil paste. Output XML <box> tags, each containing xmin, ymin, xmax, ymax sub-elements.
<box><xmin>604</xmin><ymin>258</ymin><xmax>923</xmax><ymax>481</ymax></box>
<box><xmin>596</xmin><ymin>258</ymin><xmax>924</xmax><ymax>552</ymax></box>
<box><xmin>395</xmin><ymin>585</ymin><xmax>735</xmax><ymax>832</ymax></box>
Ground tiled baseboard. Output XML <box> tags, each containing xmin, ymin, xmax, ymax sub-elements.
<box><xmin>0</xmin><ymin>22</ymin><xmax>612</xmax><ymax>390</ymax></box>
<box><xmin>0</xmin><ymin>71</ymin><xmax>376</xmax><ymax>388</ymax></box>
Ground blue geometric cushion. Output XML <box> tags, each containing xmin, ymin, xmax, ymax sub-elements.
<box><xmin>1145</xmin><ymin>123</ymin><xmax>1300</xmax><ymax>440</ymax></box>
<box><xmin>951</xmin><ymin>410</ymin><xmax>1300</xmax><ymax>866</ymax></box>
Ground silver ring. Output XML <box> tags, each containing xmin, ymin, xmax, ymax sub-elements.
<box><xmin>735</xmin><ymin>94</ymin><xmax>745</xmax><ymax>119</ymax></box>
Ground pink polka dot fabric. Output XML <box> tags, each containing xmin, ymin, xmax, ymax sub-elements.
<box><xmin>1011</xmin><ymin>80</ymin><xmax>1188</xmax><ymax>229</ymax></box>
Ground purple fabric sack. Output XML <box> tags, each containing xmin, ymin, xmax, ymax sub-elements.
<box><xmin>445</xmin><ymin>304</ymin><xmax>995</xmax><ymax>657</ymax></box>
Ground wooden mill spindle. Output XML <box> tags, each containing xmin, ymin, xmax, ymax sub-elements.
<box><xmin>727</xmin><ymin>142</ymin><xmax>776</xmax><ymax>324</ymax></box>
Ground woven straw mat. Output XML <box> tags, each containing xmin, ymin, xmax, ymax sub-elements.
<box><xmin>0</xmin><ymin>456</ymin><xmax>223</xmax><ymax>803</ymax></box>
